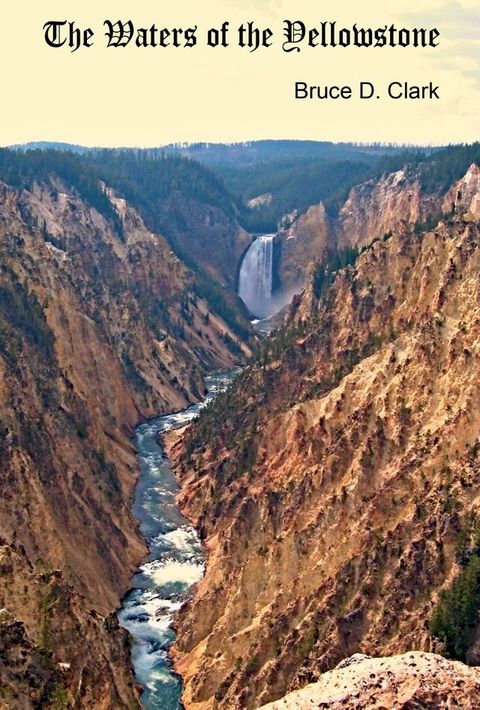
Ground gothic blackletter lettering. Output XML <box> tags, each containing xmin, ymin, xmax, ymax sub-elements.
<box><xmin>104</xmin><ymin>20</ymin><xmax>134</xmax><ymax>48</ymax></box>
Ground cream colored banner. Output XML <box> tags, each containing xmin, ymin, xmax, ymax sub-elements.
<box><xmin>1</xmin><ymin>0</ymin><xmax>478</xmax><ymax>146</ymax></box>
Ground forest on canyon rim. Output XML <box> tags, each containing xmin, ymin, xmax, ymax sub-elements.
<box><xmin>0</xmin><ymin>139</ymin><xmax>480</xmax><ymax>709</ymax></box>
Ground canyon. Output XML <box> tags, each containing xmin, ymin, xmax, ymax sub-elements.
<box><xmin>169</xmin><ymin>162</ymin><xmax>480</xmax><ymax>709</ymax></box>
<box><xmin>1</xmin><ymin>143</ymin><xmax>480</xmax><ymax>709</ymax></box>
<box><xmin>0</xmin><ymin>163</ymin><xmax>250</xmax><ymax>708</ymax></box>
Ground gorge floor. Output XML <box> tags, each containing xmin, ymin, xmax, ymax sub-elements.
<box><xmin>117</xmin><ymin>371</ymin><xmax>237</xmax><ymax>709</ymax></box>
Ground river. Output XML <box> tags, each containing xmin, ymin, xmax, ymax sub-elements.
<box><xmin>117</xmin><ymin>370</ymin><xmax>237</xmax><ymax>709</ymax></box>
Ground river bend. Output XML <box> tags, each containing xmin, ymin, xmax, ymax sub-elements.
<box><xmin>118</xmin><ymin>371</ymin><xmax>236</xmax><ymax>709</ymax></box>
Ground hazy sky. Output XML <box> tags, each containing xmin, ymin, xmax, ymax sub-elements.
<box><xmin>1</xmin><ymin>0</ymin><xmax>478</xmax><ymax>146</ymax></box>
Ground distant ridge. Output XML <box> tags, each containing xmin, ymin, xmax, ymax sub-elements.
<box><xmin>10</xmin><ymin>138</ymin><xmax>435</xmax><ymax>162</ymax></box>
<box><xmin>10</xmin><ymin>140</ymin><xmax>91</xmax><ymax>153</ymax></box>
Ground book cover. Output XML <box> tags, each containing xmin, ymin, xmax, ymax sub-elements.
<box><xmin>0</xmin><ymin>1</ymin><xmax>479</xmax><ymax>709</ymax></box>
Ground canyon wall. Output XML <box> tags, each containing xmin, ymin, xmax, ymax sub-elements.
<box><xmin>276</xmin><ymin>163</ymin><xmax>480</xmax><ymax>296</ymax></box>
<box><xmin>171</xmin><ymin>193</ymin><xmax>480</xmax><ymax>709</ymax></box>
<box><xmin>157</xmin><ymin>192</ymin><xmax>252</xmax><ymax>289</ymax></box>
<box><xmin>0</xmin><ymin>176</ymin><xmax>250</xmax><ymax>708</ymax></box>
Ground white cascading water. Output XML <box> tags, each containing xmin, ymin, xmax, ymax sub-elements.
<box><xmin>238</xmin><ymin>235</ymin><xmax>275</xmax><ymax>318</ymax></box>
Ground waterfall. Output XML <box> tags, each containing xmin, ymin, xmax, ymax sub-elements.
<box><xmin>238</xmin><ymin>235</ymin><xmax>275</xmax><ymax>318</ymax></box>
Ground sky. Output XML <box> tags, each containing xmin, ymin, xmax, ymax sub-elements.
<box><xmin>1</xmin><ymin>0</ymin><xmax>478</xmax><ymax>146</ymax></box>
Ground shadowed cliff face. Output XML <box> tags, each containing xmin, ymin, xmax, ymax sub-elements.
<box><xmin>0</xmin><ymin>177</ymin><xmax>250</xmax><ymax>707</ymax></box>
<box><xmin>158</xmin><ymin>192</ymin><xmax>252</xmax><ymax>289</ymax></box>
<box><xmin>170</xmin><ymin>213</ymin><xmax>480</xmax><ymax>710</ymax></box>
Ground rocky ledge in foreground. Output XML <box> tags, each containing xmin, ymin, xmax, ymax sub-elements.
<box><xmin>257</xmin><ymin>652</ymin><xmax>480</xmax><ymax>709</ymax></box>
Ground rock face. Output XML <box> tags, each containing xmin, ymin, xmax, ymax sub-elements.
<box><xmin>335</xmin><ymin>169</ymin><xmax>434</xmax><ymax>249</ymax></box>
<box><xmin>171</xmin><ymin>212</ymin><xmax>480</xmax><ymax>709</ymax></box>
<box><xmin>442</xmin><ymin>163</ymin><xmax>480</xmax><ymax>221</ymax></box>
<box><xmin>157</xmin><ymin>191</ymin><xmax>251</xmax><ymax>288</ymax></box>
<box><xmin>276</xmin><ymin>203</ymin><xmax>330</xmax><ymax>296</ymax></box>
<box><xmin>257</xmin><ymin>652</ymin><xmax>480</xmax><ymax>710</ymax></box>
<box><xmin>275</xmin><ymin>164</ymin><xmax>480</xmax><ymax>296</ymax></box>
<box><xmin>0</xmin><ymin>542</ymin><xmax>136</xmax><ymax>709</ymax></box>
<box><xmin>0</xmin><ymin>176</ymin><xmax>249</xmax><ymax>707</ymax></box>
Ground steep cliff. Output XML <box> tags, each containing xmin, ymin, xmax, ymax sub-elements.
<box><xmin>276</xmin><ymin>162</ymin><xmax>480</xmax><ymax>296</ymax></box>
<box><xmin>171</xmin><ymin>211</ymin><xmax>480</xmax><ymax>709</ymax></box>
<box><xmin>156</xmin><ymin>191</ymin><xmax>252</xmax><ymax>289</ymax></box>
<box><xmin>0</xmin><ymin>541</ymin><xmax>136</xmax><ymax>709</ymax></box>
<box><xmin>276</xmin><ymin>203</ymin><xmax>330</xmax><ymax>296</ymax></box>
<box><xmin>89</xmin><ymin>150</ymin><xmax>252</xmax><ymax>292</ymax></box>
<box><xmin>0</xmin><ymin>173</ymin><xmax>250</xmax><ymax>708</ymax></box>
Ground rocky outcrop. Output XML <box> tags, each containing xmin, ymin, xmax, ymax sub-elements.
<box><xmin>275</xmin><ymin>168</ymin><xmax>429</xmax><ymax>295</ymax></box>
<box><xmin>0</xmin><ymin>176</ymin><xmax>250</xmax><ymax>707</ymax></box>
<box><xmin>257</xmin><ymin>652</ymin><xmax>480</xmax><ymax>710</ymax></box>
<box><xmin>442</xmin><ymin>163</ymin><xmax>480</xmax><ymax>220</ymax></box>
<box><xmin>276</xmin><ymin>203</ymin><xmax>330</xmax><ymax>296</ymax></box>
<box><xmin>171</xmin><ymin>215</ymin><xmax>480</xmax><ymax>709</ymax></box>
<box><xmin>246</xmin><ymin>194</ymin><xmax>272</xmax><ymax>210</ymax></box>
<box><xmin>335</xmin><ymin>169</ymin><xmax>434</xmax><ymax>249</ymax></box>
